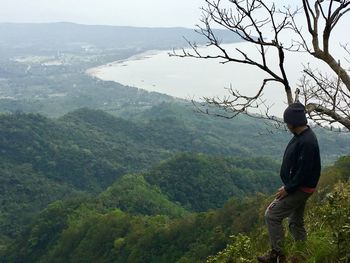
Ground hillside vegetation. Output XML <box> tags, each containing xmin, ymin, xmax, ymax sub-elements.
<box><xmin>0</xmin><ymin>107</ymin><xmax>285</xmax><ymax>248</ymax></box>
<box><xmin>1</xmin><ymin>105</ymin><xmax>350</xmax><ymax>245</ymax></box>
<box><xmin>3</xmin><ymin>156</ymin><xmax>350</xmax><ymax>263</ymax></box>
<box><xmin>144</xmin><ymin>153</ymin><xmax>279</xmax><ymax>211</ymax></box>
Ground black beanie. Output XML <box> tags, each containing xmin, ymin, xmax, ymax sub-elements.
<box><xmin>283</xmin><ymin>102</ymin><xmax>307</xmax><ymax>127</ymax></box>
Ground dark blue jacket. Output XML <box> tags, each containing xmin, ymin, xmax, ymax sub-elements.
<box><xmin>280</xmin><ymin>127</ymin><xmax>321</xmax><ymax>194</ymax></box>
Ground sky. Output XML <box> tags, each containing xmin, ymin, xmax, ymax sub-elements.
<box><xmin>0</xmin><ymin>0</ymin><xmax>205</xmax><ymax>27</ymax></box>
<box><xmin>1</xmin><ymin>0</ymin><xmax>348</xmax><ymax>33</ymax></box>
<box><xmin>0</xmin><ymin>0</ymin><xmax>348</xmax><ymax>38</ymax></box>
<box><xmin>0</xmin><ymin>0</ymin><xmax>350</xmax><ymax>47</ymax></box>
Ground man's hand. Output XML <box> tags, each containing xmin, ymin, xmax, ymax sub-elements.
<box><xmin>275</xmin><ymin>186</ymin><xmax>288</xmax><ymax>200</ymax></box>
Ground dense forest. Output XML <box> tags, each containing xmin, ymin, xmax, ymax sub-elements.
<box><xmin>0</xmin><ymin>106</ymin><xmax>283</xmax><ymax>246</ymax></box>
<box><xmin>2</xmin><ymin>156</ymin><xmax>350</xmax><ymax>262</ymax></box>
<box><xmin>1</xmin><ymin>105</ymin><xmax>350</xmax><ymax>262</ymax></box>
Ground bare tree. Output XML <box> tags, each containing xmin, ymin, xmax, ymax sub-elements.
<box><xmin>174</xmin><ymin>0</ymin><xmax>350</xmax><ymax>131</ymax></box>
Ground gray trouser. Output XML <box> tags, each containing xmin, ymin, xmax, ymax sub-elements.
<box><xmin>264</xmin><ymin>190</ymin><xmax>312</xmax><ymax>253</ymax></box>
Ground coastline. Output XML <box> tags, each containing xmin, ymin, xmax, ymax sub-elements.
<box><xmin>86</xmin><ymin>49</ymin><xmax>164</xmax><ymax>78</ymax></box>
<box><xmin>84</xmin><ymin>42</ymin><xmax>282</xmax><ymax>102</ymax></box>
<box><xmin>84</xmin><ymin>41</ymin><xmax>337</xmax><ymax>118</ymax></box>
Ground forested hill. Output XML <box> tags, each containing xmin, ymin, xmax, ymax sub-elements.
<box><xmin>144</xmin><ymin>153</ymin><xmax>280</xmax><ymax>211</ymax></box>
<box><xmin>0</xmin><ymin>108</ymin><xmax>281</xmax><ymax>244</ymax></box>
<box><xmin>0</xmin><ymin>103</ymin><xmax>350</xmax><ymax>258</ymax></box>
<box><xmin>1</xmin><ymin>105</ymin><xmax>350</xmax><ymax>247</ymax></box>
<box><xmin>3</xmin><ymin>156</ymin><xmax>350</xmax><ymax>262</ymax></box>
<box><xmin>129</xmin><ymin>102</ymin><xmax>350</xmax><ymax>163</ymax></box>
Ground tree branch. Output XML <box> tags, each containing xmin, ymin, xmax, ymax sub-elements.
<box><xmin>172</xmin><ymin>0</ymin><xmax>350</xmax><ymax>131</ymax></box>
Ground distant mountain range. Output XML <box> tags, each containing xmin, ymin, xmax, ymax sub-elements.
<box><xmin>0</xmin><ymin>22</ymin><xmax>240</xmax><ymax>55</ymax></box>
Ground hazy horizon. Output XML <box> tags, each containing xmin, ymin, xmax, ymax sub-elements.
<box><xmin>0</xmin><ymin>21</ymin><xmax>200</xmax><ymax>30</ymax></box>
<box><xmin>1</xmin><ymin>0</ymin><xmax>203</xmax><ymax>28</ymax></box>
<box><xmin>1</xmin><ymin>0</ymin><xmax>348</xmax><ymax>37</ymax></box>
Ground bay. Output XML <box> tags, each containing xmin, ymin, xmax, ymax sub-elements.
<box><xmin>87</xmin><ymin>42</ymin><xmax>342</xmax><ymax>117</ymax></box>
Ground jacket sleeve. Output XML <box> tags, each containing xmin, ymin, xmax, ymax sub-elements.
<box><xmin>284</xmin><ymin>141</ymin><xmax>315</xmax><ymax>194</ymax></box>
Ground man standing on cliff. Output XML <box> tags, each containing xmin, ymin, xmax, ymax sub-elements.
<box><xmin>258</xmin><ymin>102</ymin><xmax>321</xmax><ymax>263</ymax></box>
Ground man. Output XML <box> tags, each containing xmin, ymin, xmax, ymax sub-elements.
<box><xmin>257</xmin><ymin>102</ymin><xmax>321</xmax><ymax>263</ymax></box>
